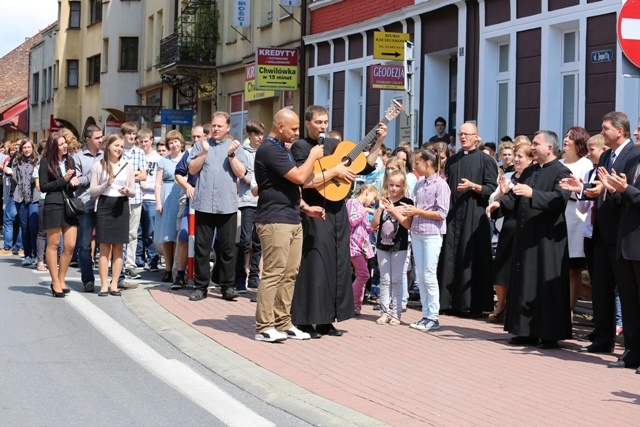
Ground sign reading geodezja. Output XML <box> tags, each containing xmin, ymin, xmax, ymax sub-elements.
<box><xmin>255</xmin><ymin>47</ymin><xmax>298</xmax><ymax>90</ymax></box>
<box><xmin>369</xmin><ymin>64</ymin><xmax>405</xmax><ymax>90</ymax></box>
<box><xmin>245</xmin><ymin>64</ymin><xmax>276</xmax><ymax>102</ymax></box>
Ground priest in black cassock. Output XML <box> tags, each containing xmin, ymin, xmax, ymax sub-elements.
<box><xmin>290</xmin><ymin>105</ymin><xmax>387</xmax><ymax>338</ymax></box>
<box><xmin>438</xmin><ymin>122</ymin><xmax>498</xmax><ymax>315</ymax></box>
<box><xmin>493</xmin><ymin>130</ymin><xmax>572</xmax><ymax>349</ymax></box>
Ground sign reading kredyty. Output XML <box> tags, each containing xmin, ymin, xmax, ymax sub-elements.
<box><xmin>255</xmin><ymin>47</ymin><xmax>298</xmax><ymax>91</ymax></box>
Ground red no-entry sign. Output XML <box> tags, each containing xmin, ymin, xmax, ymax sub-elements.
<box><xmin>618</xmin><ymin>0</ymin><xmax>640</xmax><ymax>68</ymax></box>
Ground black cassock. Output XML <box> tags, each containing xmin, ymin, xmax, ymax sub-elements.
<box><xmin>499</xmin><ymin>159</ymin><xmax>572</xmax><ymax>341</ymax></box>
<box><xmin>439</xmin><ymin>149</ymin><xmax>498</xmax><ymax>313</ymax></box>
<box><xmin>290</xmin><ymin>137</ymin><xmax>373</xmax><ymax>325</ymax></box>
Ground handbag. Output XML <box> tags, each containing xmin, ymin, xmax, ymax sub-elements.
<box><xmin>62</xmin><ymin>190</ymin><xmax>86</xmax><ymax>218</ymax></box>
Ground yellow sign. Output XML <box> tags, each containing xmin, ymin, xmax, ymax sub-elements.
<box><xmin>245</xmin><ymin>64</ymin><xmax>275</xmax><ymax>102</ymax></box>
<box><xmin>373</xmin><ymin>31</ymin><xmax>410</xmax><ymax>61</ymax></box>
<box><xmin>255</xmin><ymin>47</ymin><xmax>299</xmax><ymax>91</ymax></box>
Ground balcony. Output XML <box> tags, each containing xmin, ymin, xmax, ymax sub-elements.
<box><xmin>158</xmin><ymin>1</ymin><xmax>218</xmax><ymax>75</ymax></box>
<box><xmin>159</xmin><ymin>32</ymin><xmax>216</xmax><ymax>75</ymax></box>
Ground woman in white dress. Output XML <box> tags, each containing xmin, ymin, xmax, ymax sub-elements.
<box><xmin>560</xmin><ymin>126</ymin><xmax>593</xmax><ymax>311</ymax></box>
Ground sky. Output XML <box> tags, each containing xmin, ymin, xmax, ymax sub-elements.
<box><xmin>0</xmin><ymin>0</ymin><xmax>59</xmax><ymax>58</ymax></box>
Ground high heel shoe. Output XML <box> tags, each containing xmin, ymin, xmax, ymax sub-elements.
<box><xmin>50</xmin><ymin>284</ymin><xmax>65</xmax><ymax>298</ymax></box>
<box><xmin>62</xmin><ymin>288</ymin><xmax>70</xmax><ymax>294</ymax></box>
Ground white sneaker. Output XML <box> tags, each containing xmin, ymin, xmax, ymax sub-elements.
<box><xmin>22</xmin><ymin>257</ymin><xmax>33</xmax><ymax>266</ymax></box>
<box><xmin>281</xmin><ymin>326</ymin><xmax>311</xmax><ymax>340</ymax></box>
<box><xmin>255</xmin><ymin>328</ymin><xmax>287</xmax><ymax>342</ymax></box>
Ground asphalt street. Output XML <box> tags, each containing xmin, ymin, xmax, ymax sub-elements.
<box><xmin>0</xmin><ymin>254</ymin><xmax>311</xmax><ymax>427</ymax></box>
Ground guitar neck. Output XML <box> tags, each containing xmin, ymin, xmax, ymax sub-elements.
<box><xmin>347</xmin><ymin>116</ymin><xmax>392</xmax><ymax>161</ymax></box>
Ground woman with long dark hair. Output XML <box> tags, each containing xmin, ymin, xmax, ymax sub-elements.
<box><xmin>38</xmin><ymin>132</ymin><xmax>80</xmax><ymax>297</ymax></box>
<box><xmin>90</xmin><ymin>133</ymin><xmax>135</xmax><ymax>296</ymax></box>
<box><xmin>8</xmin><ymin>138</ymin><xmax>39</xmax><ymax>265</ymax></box>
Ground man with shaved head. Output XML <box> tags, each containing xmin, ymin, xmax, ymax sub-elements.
<box><xmin>253</xmin><ymin>109</ymin><xmax>325</xmax><ymax>342</ymax></box>
<box><xmin>438</xmin><ymin>122</ymin><xmax>498</xmax><ymax>317</ymax></box>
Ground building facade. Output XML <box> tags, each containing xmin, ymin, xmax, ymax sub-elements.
<box><xmin>29</xmin><ymin>23</ymin><xmax>58</xmax><ymax>142</ymax></box>
<box><xmin>306</xmin><ymin>0</ymin><xmax>639</xmax><ymax>148</ymax></box>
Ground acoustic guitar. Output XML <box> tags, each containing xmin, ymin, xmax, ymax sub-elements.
<box><xmin>314</xmin><ymin>100</ymin><xmax>403</xmax><ymax>201</ymax></box>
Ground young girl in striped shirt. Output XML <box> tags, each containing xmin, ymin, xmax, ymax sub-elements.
<box><xmin>402</xmin><ymin>149</ymin><xmax>450</xmax><ymax>332</ymax></box>
<box><xmin>347</xmin><ymin>184</ymin><xmax>378</xmax><ymax>316</ymax></box>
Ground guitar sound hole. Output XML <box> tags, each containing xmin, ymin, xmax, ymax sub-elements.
<box><xmin>342</xmin><ymin>157</ymin><xmax>352</xmax><ymax>167</ymax></box>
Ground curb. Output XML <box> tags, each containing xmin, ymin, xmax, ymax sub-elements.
<box><xmin>123</xmin><ymin>287</ymin><xmax>387</xmax><ymax>427</ymax></box>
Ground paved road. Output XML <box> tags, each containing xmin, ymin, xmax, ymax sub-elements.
<box><xmin>0</xmin><ymin>254</ymin><xmax>310</xmax><ymax>426</ymax></box>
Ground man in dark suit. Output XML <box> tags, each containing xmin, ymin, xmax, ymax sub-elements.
<box><xmin>561</xmin><ymin>111</ymin><xmax>640</xmax><ymax>356</ymax></box>
<box><xmin>599</xmin><ymin>151</ymin><xmax>640</xmax><ymax>371</ymax></box>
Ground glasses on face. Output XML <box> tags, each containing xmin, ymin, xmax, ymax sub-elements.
<box><xmin>458</xmin><ymin>132</ymin><xmax>476</xmax><ymax>138</ymax></box>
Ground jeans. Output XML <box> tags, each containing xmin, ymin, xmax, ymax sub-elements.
<box><xmin>412</xmin><ymin>233</ymin><xmax>443</xmax><ymax>320</ymax></box>
<box><xmin>351</xmin><ymin>254</ymin><xmax>370</xmax><ymax>311</ymax></box>
<box><xmin>136</xmin><ymin>200</ymin><xmax>159</xmax><ymax>267</ymax></box>
<box><xmin>377</xmin><ymin>249</ymin><xmax>407</xmax><ymax>319</ymax></box>
<box><xmin>3</xmin><ymin>197</ymin><xmax>22</xmax><ymax>250</ymax></box>
<box><xmin>235</xmin><ymin>207</ymin><xmax>261</xmax><ymax>288</ymax></box>
<box><xmin>36</xmin><ymin>202</ymin><xmax>46</xmax><ymax>263</ymax></box>
<box><xmin>77</xmin><ymin>211</ymin><xmax>97</xmax><ymax>284</ymax></box>
<box><xmin>16</xmin><ymin>201</ymin><xmax>38</xmax><ymax>258</ymax></box>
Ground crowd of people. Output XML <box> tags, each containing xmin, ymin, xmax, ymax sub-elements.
<box><xmin>2</xmin><ymin>108</ymin><xmax>640</xmax><ymax>374</ymax></box>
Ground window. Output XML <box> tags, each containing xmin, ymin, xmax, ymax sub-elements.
<box><xmin>561</xmin><ymin>31</ymin><xmax>579</xmax><ymax>134</ymax></box>
<box><xmin>260</xmin><ymin>0</ymin><xmax>274</xmax><ymax>27</ymax></box>
<box><xmin>89</xmin><ymin>0</ymin><xmax>102</xmax><ymax>25</ymax></box>
<box><xmin>67</xmin><ymin>60</ymin><xmax>79</xmax><ymax>87</ymax></box>
<box><xmin>496</xmin><ymin>43</ymin><xmax>509</xmax><ymax>140</ymax></box>
<box><xmin>43</xmin><ymin>68</ymin><xmax>48</xmax><ymax>101</ymax></box>
<box><xmin>230</xmin><ymin>93</ymin><xmax>248</xmax><ymax>141</ymax></box>
<box><xmin>87</xmin><ymin>55</ymin><xmax>101</xmax><ymax>85</ymax></box>
<box><xmin>120</xmin><ymin>37</ymin><xmax>139</xmax><ymax>71</ymax></box>
<box><xmin>32</xmin><ymin>72</ymin><xmax>40</xmax><ymax>103</ymax></box>
<box><xmin>69</xmin><ymin>2</ymin><xmax>81</xmax><ymax>28</ymax></box>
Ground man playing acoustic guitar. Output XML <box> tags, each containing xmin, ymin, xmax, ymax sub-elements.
<box><xmin>290</xmin><ymin>104</ymin><xmax>391</xmax><ymax>338</ymax></box>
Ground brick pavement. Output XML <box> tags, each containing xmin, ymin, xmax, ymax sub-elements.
<box><xmin>149</xmin><ymin>286</ymin><xmax>640</xmax><ymax>426</ymax></box>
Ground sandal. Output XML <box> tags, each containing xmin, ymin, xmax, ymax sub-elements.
<box><xmin>375</xmin><ymin>315</ymin><xmax>390</xmax><ymax>325</ymax></box>
<box><xmin>36</xmin><ymin>262</ymin><xmax>47</xmax><ymax>272</ymax></box>
<box><xmin>487</xmin><ymin>309</ymin><xmax>505</xmax><ymax>323</ymax></box>
<box><xmin>354</xmin><ymin>307</ymin><xmax>361</xmax><ymax>316</ymax></box>
<box><xmin>388</xmin><ymin>318</ymin><xmax>401</xmax><ymax>326</ymax></box>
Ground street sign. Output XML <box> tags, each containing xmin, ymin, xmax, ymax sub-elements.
<box><xmin>255</xmin><ymin>47</ymin><xmax>298</xmax><ymax>91</ymax></box>
<box><xmin>618</xmin><ymin>0</ymin><xmax>640</xmax><ymax>68</ymax></box>
<box><xmin>160</xmin><ymin>109</ymin><xmax>193</xmax><ymax>126</ymax></box>
<box><xmin>369</xmin><ymin>64</ymin><xmax>405</xmax><ymax>90</ymax></box>
<box><xmin>373</xmin><ymin>31</ymin><xmax>410</xmax><ymax>61</ymax></box>
<box><xmin>591</xmin><ymin>50</ymin><xmax>613</xmax><ymax>63</ymax></box>
<box><xmin>245</xmin><ymin>64</ymin><xmax>275</xmax><ymax>102</ymax></box>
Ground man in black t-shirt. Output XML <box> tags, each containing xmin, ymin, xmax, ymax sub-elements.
<box><xmin>428</xmin><ymin>116</ymin><xmax>449</xmax><ymax>144</ymax></box>
<box><xmin>253</xmin><ymin>109</ymin><xmax>324</xmax><ymax>343</ymax></box>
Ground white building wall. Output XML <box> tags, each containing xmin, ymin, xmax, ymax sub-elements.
<box><xmin>29</xmin><ymin>25</ymin><xmax>57</xmax><ymax>139</ymax></box>
<box><xmin>99</xmin><ymin>0</ymin><xmax>144</xmax><ymax>123</ymax></box>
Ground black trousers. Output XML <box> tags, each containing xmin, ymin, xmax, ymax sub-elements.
<box><xmin>591</xmin><ymin>240</ymin><xmax>619</xmax><ymax>346</ymax></box>
<box><xmin>235</xmin><ymin>206</ymin><xmax>261</xmax><ymax>286</ymax></box>
<box><xmin>618</xmin><ymin>258</ymin><xmax>640</xmax><ymax>355</ymax></box>
<box><xmin>194</xmin><ymin>211</ymin><xmax>237</xmax><ymax>292</ymax></box>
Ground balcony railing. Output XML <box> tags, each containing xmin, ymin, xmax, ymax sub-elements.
<box><xmin>159</xmin><ymin>32</ymin><xmax>216</xmax><ymax>69</ymax></box>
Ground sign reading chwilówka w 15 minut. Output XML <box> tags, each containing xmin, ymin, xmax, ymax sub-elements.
<box><xmin>255</xmin><ymin>47</ymin><xmax>298</xmax><ymax>91</ymax></box>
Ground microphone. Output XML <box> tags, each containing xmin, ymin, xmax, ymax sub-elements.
<box><xmin>318</xmin><ymin>132</ymin><xmax>326</xmax><ymax>145</ymax></box>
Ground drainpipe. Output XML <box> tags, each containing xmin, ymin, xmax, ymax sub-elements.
<box><xmin>299</xmin><ymin>0</ymin><xmax>308</xmax><ymax>118</ymax></box>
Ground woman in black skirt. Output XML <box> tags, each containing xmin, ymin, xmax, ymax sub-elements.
<box><xmin>90</xmin><ymin>134</ymin><xmax>135</xmax><ymax>296</ymax></box>
<box><xmin>485</xmin><ymin>142</ymin><xmax>533</xmax><ymax>322</ymax></box>
<box><xmin>38</xmin><ymin>132</ymin><xmax>80</xmax><ymax>297</ymax></box>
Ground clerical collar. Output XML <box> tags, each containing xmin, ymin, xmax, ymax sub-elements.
<box><xmin>463</xmin><ymin>149</ymin><xmax>476</xmax><ymax>155</ymax></box>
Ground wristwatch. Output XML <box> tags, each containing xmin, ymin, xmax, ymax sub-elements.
<box><xmin>471</xmin><ymin>183</ymin><xmax>477</xmax><ymax>191</ymax></box>
<box><xmin>228</xmin><ymin>152</ymin><xmax>236</xmax><ymax>158</ymax></box>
